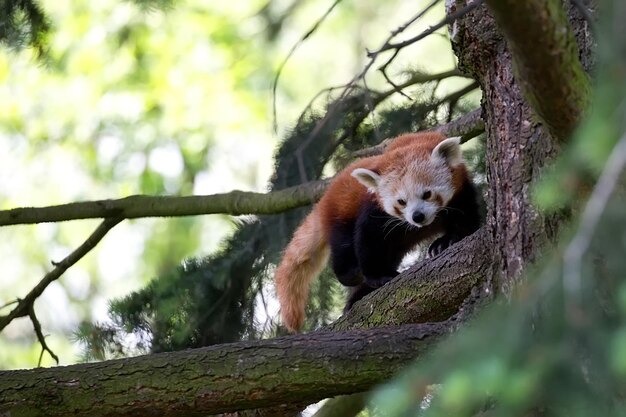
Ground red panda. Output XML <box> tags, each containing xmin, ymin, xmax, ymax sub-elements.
<box><xmin>274</xmin><ymin>132</ymin><xmax>480</xmax><ymax>332</ymax></box>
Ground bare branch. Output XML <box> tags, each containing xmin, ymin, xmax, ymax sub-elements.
<box><xmin>29</xmin><ymin>305</ymin><xmax>59</xmax><ymax>366</ymax></box>
<box><xmin>347</xmin><ymin>0</ymin><xmax>447</xmax><ymax>95</ymax></box>
<box><xmin>435</xmin><ymin>107</ymin><xmax>484</xmax><ymax>138</ymax></box>
<box><xmin>292</xmin><ymin>0</ymin><xmax>453</xmax><ymax>138</ymax></box>
<box><xmin>375</xmin><ymin>0</ymin><xmax>441</xmax><ymax>96</ymax></box>
<box><xmin>0</xmin><ymin>300</ymin><xmax>18</xmax><ymax>311</ymax></box>
<box><xmin>375</xmin><ymin>68</ymin><xmax>467</xmax><ymax>102</ymax></box>
<box><xmin>300</xmin><ymin>70</ymin><xmax>454</xmax><ymax>136</ymax></box>
<box><xmin>369</xmin><ymin>0</ymin><xmax>485</xmax><ymax>56</ymax></box>
<box><xmin>0</xmin><ymin>181</ymin><xmax>328</xmax><ymax>227</ymax></box>
<box><xmin>0</xmin><ymin>217</ymin><xmax>122</xmax><ymax>332</ymax></box>
<box><xmin>271</xmin><ymin>0</ymin><xmax>344</xmax><ymax>133</ymax></box>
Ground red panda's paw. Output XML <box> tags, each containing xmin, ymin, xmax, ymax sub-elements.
<box><xmin>364</xmin><ymin>274</ymin><xmax>397</xmax><ymax>289</ymax></box>
<box><xmin>428</xmin><ymin>234</ymin><xmax>460</xmax><ymax>257</ymax></box>
<box><xmin>344</xmin><ymin>283</ymin><xmax>377</xmax><ymax>312</ymax></box>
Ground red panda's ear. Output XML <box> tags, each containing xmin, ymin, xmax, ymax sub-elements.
<box><xmin>351</xmin><ymin>168</ymin><xmax>381</xmax><ymax>192</ymax></box>
<box><xmin>432</xmin><ymin>136</ymin><xmax>463</xmax><ymax>167</ymax></box>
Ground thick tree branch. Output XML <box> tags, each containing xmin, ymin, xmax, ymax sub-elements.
<box><xmin>435</xmin><ymin>106</ymin><xmax>484</xmax><ymax>138</ymax></box>
<box><xmin>484</xmin><ymin>0</ymin><xmax>591</xmax><ymax>141</ymax></box>
<box><xmin>1</xmin><ymin>102</ymin><xmax>483</xmax><ymax>228</ymax></box>
<box><xmin>251</xmin><ymin>227</ymin><xmax>492</xmax><ymax>417</ymax></box>
<box><xmin>0</xmin><ymin>228</ymin><xmax>493</xmax><ymax>416</ymax></box>
<box><xmin>0</xmin><ymin>181</ymin><xmax>328</xmax><ymax>226</ymax></box>
<box><xmin>0</xmin><ymin>324</ymin><xmax>449</xmax><ymax>417</ymax></box>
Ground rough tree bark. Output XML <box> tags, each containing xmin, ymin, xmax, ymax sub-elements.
<box><xmin>0</xmin><ymin>325</ymin><xmax>448</xmax><ymax>417</ymax></box>
<box><xmin>0</xmin><ymin>181</ymin><xmax>329</xmax><ymax>226</ymax></box>
<box><xmin>484</xmin><ymin>0</ymin><xmax>590</xmax><ymax>141</ymax></box>
<box><xmin>0</xmin><ymin>1</ymin><xmax>594</xmax><ymax>416</ymax></box>
<box><xmin>445</xmin><ymin>0</ymin><xmax>591</xmax><ymax>295</ymax></box>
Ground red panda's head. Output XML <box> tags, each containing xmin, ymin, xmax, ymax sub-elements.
<box><xmin>351</xmin><ymin>136</ymin><xmax>464</xmax><ymax>228</ymax></box>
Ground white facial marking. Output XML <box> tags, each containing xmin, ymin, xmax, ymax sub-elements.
<box><xmin>376</xmin><ymin>158</ymin><xmax>455</xmax><ymax>227</ymax></box>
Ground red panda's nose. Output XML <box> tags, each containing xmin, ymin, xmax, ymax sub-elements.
<box><xmin>412</xmin><ymin>211</ymin><xmax>425</xmax><ymax>224</ymax></box>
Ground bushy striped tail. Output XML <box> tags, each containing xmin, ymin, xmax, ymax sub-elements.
<box><xmin>274</xmin><ymin>209</ymin><xmax>330</xmax><ymax>332</ymax></box>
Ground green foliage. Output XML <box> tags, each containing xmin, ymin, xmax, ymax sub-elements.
<box><xmin>0</xmin><ymin>0</ymin><xmax>178</xmax><ymax>57</ymax></box>
<box><xmin>126</xmin><ymin>0</ymin><xmax>175</xmax><ymax>11</ymax></box>
<box><xmin>0</xmin><ymin>0</ymin><xmax>50</xmax><ymax>57</ymax></box>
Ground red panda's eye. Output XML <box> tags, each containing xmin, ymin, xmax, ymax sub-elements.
<box><xmin>397</xmin><ymin>199</ymin><xmax>406</xmax><ymax>206</ymax></box>
<box><xmin>422</xmin><ymin>191</ymin><xmax>432</xmax><ymax>200</ymax></box>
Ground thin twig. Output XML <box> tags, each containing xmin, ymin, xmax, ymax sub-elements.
<box><xmin>563</xmin><ymin>132</ymin><xmax>626</xmax><ymax>309</ymax></box>
<box><xmin>376</xmin><ymin>0</ymin><xmax>441</xmax><ymax>96</ymax></box>
<box><xmin>289</xmin><ymin>0</ymin><xmax>479</xmax><ymax>164</ymax></box>
<box><xmin>0</xmin><ymin>217</ymin><xmax>123</xmax><ymax>333</ymax></box>
<box><xmin>371</xmin><ymin>0</ymin><xmax>484</xmax><ymax>55</ymax></box>
<box><xmin>340</xmin><ymin>0</ymin><xmax>448</xmax><ymax>99</ymax></box>
<box><xmin>292</xmin><ymin>0</ymin><xmax>448</xmax><ymax>136</ymax></box>
<box><xmin>384</xmin><ymin>68</ymin><xmax>465</xmax><ymax>97</ymax></box>
<box><xmin>0</xmin><ymin>299</ymin><xmax>19</xmax><ymax>311</ymax></box>
<box><xmin>380</xmin><ymin>51</ymin><xmax>412</xmax><ymax>101</ymax></box>
<box><xmin>330</xmin><ymin>81</ymin><xmax>478</xmax><ymax>160</ymax></box>
<box><xmin>29</xmin><ymin>305</ymin><xmax>59</xmax><ymax>366</ymax></box>
<box><xmin>271</xmin><ymin>0</ymin><xmax>344</xmax><ymax>133</ymax></box>
<box><xmin>292</xmin><ymin>68</ymin><xmax>464</xmax><ymax>145</ymax></box>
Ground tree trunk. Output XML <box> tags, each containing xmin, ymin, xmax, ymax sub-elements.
<box><xmin>445</xmin><ymin>0</ymin><xmax>592</xmax><ymax>295</ymax></box>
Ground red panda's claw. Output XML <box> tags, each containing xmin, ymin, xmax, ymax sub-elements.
<box><xmin>365</xmin><ymin>275</ymin><xmax>396</xmax><ymax>288</ymax></box>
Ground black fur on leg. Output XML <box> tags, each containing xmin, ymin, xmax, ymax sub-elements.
<box><xmin>344</xmin><ymin>283</ymin><xmax>377</xmax><ymax>312</ymax></box>
<box><xmin>429</xmin><ymin>178</ymin><xmax>481</xmax><ymax>257</ymax></box>
<box><xmin>329</xmin><ymin>220</ymin><xmax>364</xmax><ymax>286</ymax></box>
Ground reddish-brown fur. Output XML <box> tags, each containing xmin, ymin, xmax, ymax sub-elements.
<box><xmin>275</xmin><ymin>132</ymin><xmax>466</xmax><ymax>332</ymax></box>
